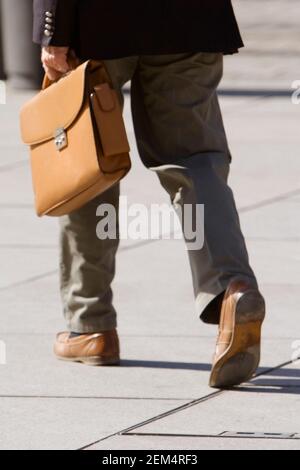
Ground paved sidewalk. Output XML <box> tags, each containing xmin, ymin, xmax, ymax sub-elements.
<box><xmin>0</xmin><ymin>0</ymin><xmax>299</xmax><ymax>450</ymax></box>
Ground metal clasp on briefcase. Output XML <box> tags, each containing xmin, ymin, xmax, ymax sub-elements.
<box><xmin>54</xmin><ymin>127</ymin><xmax>68</xmax><ymax>151</ymax></box>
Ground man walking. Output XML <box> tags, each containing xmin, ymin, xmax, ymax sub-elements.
<box><xmin>33</xmin><ymin>0</ymin><xmax>265</xmax><ymax>388</ymax></box>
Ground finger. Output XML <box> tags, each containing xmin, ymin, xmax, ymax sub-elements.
<box><xmin>43</xmin><ymin>64</ymin><xmax>62</xmax><ymax>82</ymax></box>
<box><xmin>43</xmin><ymin>52</ymin><xmax>70</xmax><ymax>73</ymax></box>
<box><xmin>45</xmin><ymin>56</ymin><xmax>69</xmax><ymax>73</ymax></box>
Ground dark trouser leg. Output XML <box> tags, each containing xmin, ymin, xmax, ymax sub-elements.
<box><xmin>130</xmin><ymin>52</ymin><xmax>257</xmax><ymax>324</ymax></box>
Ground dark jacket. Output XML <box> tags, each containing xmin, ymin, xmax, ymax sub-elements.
<box><xmin>33</xmin><ymin>0</ymin><xmax>244</xmax><ymax>60</ymax></box>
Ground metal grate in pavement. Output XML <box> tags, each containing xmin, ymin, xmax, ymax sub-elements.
<box><xmin>220</xmin><ymin>431</ymin><xmax>300</xmax><ymax>440</ymax></box>
<box><xmin>122</xmin><ymin>431</ymin><xmax>300</xmax><ymax>441</ymax></box>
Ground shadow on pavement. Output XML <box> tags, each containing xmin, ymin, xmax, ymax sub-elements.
<box><xmin>121</xmin><ymin>360</ymin><xmax>300</xmax><ymax>394</ymax></box>
<box><xmin>120</xmin><ymin>359</ymin><xmax>211</xmax><ymax>371</ymax></box>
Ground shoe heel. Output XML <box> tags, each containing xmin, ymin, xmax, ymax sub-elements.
<box><xmin>236</xmin><ymin>290</ymin><xmax>266</xmax><ymax>324</ymax></box>
<box><xmin>209</xmin><ymin>343</ymin><xmax>260</xmax><ymax>388</ymax></box>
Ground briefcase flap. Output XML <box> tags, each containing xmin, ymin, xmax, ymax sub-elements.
<box><xmin>20</xmin><ymin>61</ymin><xmax>90</xmax><ymax>146</ymax></box>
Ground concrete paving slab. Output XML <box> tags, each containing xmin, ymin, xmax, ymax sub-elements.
<box><xmin>1</xmin><ymin>278</ymin><xmax>298</xmax><ymax>371</ymax></box>
<box><xmin>259</xmin><ymin>283</ymin><xmax>300</xmax><ymax>340</ymax></box>
<box><xmin>240</xmin><ymin>200</ymin><xmax>300</xmax><ymax>242</ymax></box>
<box><xmin>0</xmin><ymin>332</ymin><xmax>213</xmax><ymax>399</ymax></box>
<box><xmin>0</xmin><ymin>91</ymin><xmax>33</xmax><ymax>147</ymax></box>
<box><xmin>0</xmin><ymin>397</ymin><xmax>183</xmax><ymax>450</ymax></box>
<box><xmin>0</xmin><ymin>146</ymin><xmax>27</xmax><ymax>168</ymax></box>
<box><xmin>88</xmin><ymin>433</ymin><xmax>300</xmax><ymax>450</ymax></box>
<box><xmin>0</xmin><ymin>247</ymin><xmax>58</xmax><ymax>289</ymax></box>
<box><xmin>0</xmin><ymin>164</ymin><xmax>34</xmax><ymax>206</ymax></box>
<box><xmin>223</xmin><ymin>100</ymin><xmax>300</xmax><ymax>208</ymax></box>
<box><xmin>0</xmin><ymin>208</ymin><xmax>58</xmax><ymax>247</ymax></box>
<box><xmin>123</xmin><ymin>363</ymin><xmax>300</xmax><ymax>438</ymax></box>
<box><xmin>247</xmin><ymin>240</ymin><xmax>300</xmax><ymax>286</ymax></box>
<box><xmin>0</xmin><ymin>332</ymin><xmax>296</xmax><ymax>400</ymax></box>
<box><xmin>0</xmin><ymin>276</ymin><xmax>62</xmax><ymax>335</ymax></box>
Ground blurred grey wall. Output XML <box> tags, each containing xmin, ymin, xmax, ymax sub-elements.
<box><xmin>0</xmin><ymin>0</ymin><xmax>43</xmax><ymax>88</ymax></box>
<box><xmin>0</xmin><ymin>1</ymin><xmax>5</xmax><ymax>79</ymax></box>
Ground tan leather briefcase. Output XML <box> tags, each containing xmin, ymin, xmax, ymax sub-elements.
<box><xmin>20</xmin><ymin>60</ymin><xmax>131</xmax><ymax>217</ymax></box>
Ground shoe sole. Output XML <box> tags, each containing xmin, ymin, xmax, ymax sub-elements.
<box><xmin>209</xmin><ymin>290</ymin><xmax>265</xmax><ymax>389</ymax></box>
<box><xmin>56</xmin><ymin>355</ymin><xmax>120</xmax><ymax>366</ymax></box>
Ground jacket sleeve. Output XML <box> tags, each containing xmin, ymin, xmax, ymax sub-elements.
<box><xmin>33</xmin><ymin>0</ymin><xmax>78</xmax><ymax>47</ymax></box>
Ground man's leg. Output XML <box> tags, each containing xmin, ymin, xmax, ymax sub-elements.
<box><xmin>130</xmin><ymin>52</ymin><xmax>257</xmax><ymax>324</ymax></box>
<box><xmin>59</xmin><ymin>187</ymin><xmax>120</xmax><ymax>333</ymax></box>
<box><xmin>59</xmin><ymin>56</ymin><xmax>138</xmax><ymax>334</ymax></box>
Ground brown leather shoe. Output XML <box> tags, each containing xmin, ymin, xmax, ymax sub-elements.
<box><xmin>54</xmin><ymin>329</ymin><xmax>120</xmax><ymax>366</ymax></box>
<box><xmin>209</xmin><ymin>280</ymin><xmax>265</xmax><ymax>389</ymax></box>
